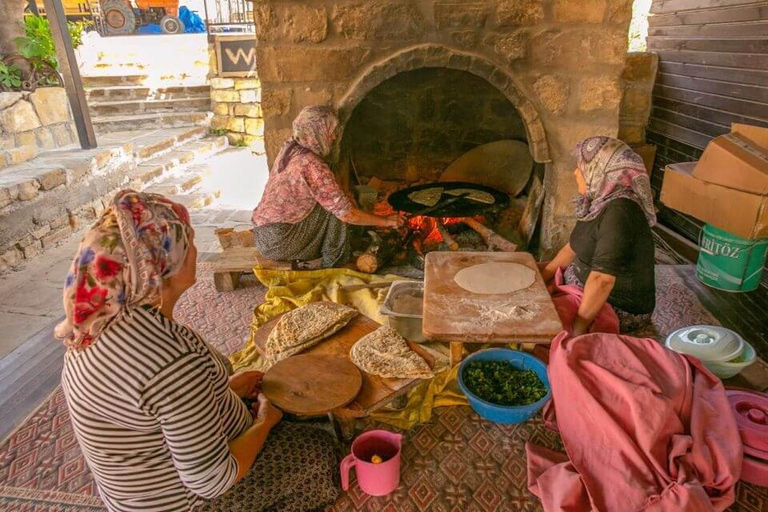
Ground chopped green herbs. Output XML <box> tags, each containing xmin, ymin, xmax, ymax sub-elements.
<box><xmin>463</xmin><ymin>361</ymin><xmax>547</xmax><ymax>406</ymax></box>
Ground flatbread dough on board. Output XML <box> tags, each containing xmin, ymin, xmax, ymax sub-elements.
<box><xmin>408</xmin><ymin>187</ymin><xmax>444</xmax><ymax>207</ymax></box>
<box><xmin>445</xmin><ymin>188</ymin><xmax>495</xmax><ymax>204</ymax></box>
<box><xmin>266</xmin><ymin>302</ymin><xmax>358</xmax><ymax>363</ymax></box>
<box><xmin>350</xmin><ymin>326</ymin><xmax>434</xmax><ymax>379</ymax></box>
<box><xmin>454</xmin><ymin>262</ymin><xmax>536</xmax><ymax>294</ymax></box>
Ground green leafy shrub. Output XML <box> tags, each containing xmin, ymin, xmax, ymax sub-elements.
<box><xmin>15</xmin><ymin>16</ymin><xmax>92</xmax><ymax>71</ymax></box>
<box><xmin>0</xmin><ymin>62</ymin><xmax>23</xmax><ymax>90</ymax></box>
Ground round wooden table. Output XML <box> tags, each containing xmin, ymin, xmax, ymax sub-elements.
<box><xmin>262</xmin><ymin>354</ymin><xmax>363</xmax><ymax>416</ymax></box>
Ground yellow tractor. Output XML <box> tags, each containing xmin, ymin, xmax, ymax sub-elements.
<box><xmin>35</xmin><ymin>0</ymin><xmax>185</xmax><ymax>35</ymax></box>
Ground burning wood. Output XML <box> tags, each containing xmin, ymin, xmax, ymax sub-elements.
<box><xmin>356</xmin><ymin>231</ymin><xmax>401</xmax><ymax>274</ymax></box>
<box><xmin>462</xmin><ymin>218</ymin><xmax>518</xmax><ymax>252</ymax></box>
<box><xmin>435</xmin><ymin>220</ymin><xmax>459</xmax><ymax>251</ymax></box>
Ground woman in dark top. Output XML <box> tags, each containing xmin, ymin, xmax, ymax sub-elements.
<box><xmin>540</xmin><ymin>136</ymin><xmax>657</xmax><ymax>335</ymax></box>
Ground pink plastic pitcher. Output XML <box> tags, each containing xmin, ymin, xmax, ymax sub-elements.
<box><xmin>340</xmin><ymin>430</ymin><xmax>403</xmax><ymax>496</ymax></box>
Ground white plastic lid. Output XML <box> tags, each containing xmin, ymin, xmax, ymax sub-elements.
<box><xmin>665</xmin><ymin>325</ymin><xmax>745</xmax><ymax>363</ymax></box>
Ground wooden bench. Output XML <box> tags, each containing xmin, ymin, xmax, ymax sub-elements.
<box><xmin>211</xmin><ymin>247</ymin><xmax>291</xmax><ymax>291</ymax></box>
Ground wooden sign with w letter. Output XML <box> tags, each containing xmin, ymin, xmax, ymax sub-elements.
<box><xmin>215</xmin><ymin>36</ymin><xmax>258</xmax><ymax>77</ymax></box>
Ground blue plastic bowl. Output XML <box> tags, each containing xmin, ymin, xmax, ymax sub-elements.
<box><xmin>458</xmin><ymin>348</ymin><xmax>551</xmax><ymax>424</ymax></box>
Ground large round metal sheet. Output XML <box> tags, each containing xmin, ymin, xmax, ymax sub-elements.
<box><xmin>388</xmin><ymin>181</ymin><xmax>509</xmax><ymax>217</ymax></box>
<box><xmin>262</xmin><ymin>354</ymin><xmax>363</xmax><ymax>416</ymax></box>
<box><xmin>440</xmin><ymin>140</ymin><xmax>533</xmax><ymax>197</ymax></box>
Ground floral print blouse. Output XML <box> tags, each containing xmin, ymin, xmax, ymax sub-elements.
<box><xmin>252</xmin><ymin>151</ymin><xmax>353</xmax><ymax>227</ymax></box>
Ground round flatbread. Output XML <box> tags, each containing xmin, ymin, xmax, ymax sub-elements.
<box><xmin>445</xmin><ymin>188</ymin><xmax>495</xmax><ymax>204</ymax></box>
<box><xmin>454</xmin><ymin>262</ymin><xmax>536</xmax><ymax>294</ymax></box>
<box><xmin>408</xmin><ymin>187</ymin><xmax>444</xmax><ymax>207</ymax></box>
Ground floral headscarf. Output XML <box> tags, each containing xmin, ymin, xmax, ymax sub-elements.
<box><xmin>273</xmin><ymin>106</ymin><xmax>339</xmax><ymax>174</ymax></box>
<box><xmin>55</xmin><ymin>190</ymin><xmax>192</xmax><ymax>350</ymax></box>
<box><xmin>574</xmin><ymin>136</ymin><xmax>656</xmax><ymax>227</ymax></box>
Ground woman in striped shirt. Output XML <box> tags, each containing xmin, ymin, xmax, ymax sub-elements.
<box><xmin>56</xmin><ymin>191</ymin><xmax>340</xmax><ymax>511</ymax></box>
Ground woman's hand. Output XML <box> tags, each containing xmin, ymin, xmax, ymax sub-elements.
<box><xmin>229</xmin><ymin>371</ymin><xmax>263</xmax><ymax>399</ymax></box>
<box><xmin>254</xmin><ymin>394</ymin><xmax>283</xmax><ymax>428</ymax></box>
<box><xmin>383</xmin><ymin>214</ymin><xmax>403</xmax><ymax>229</ymax></box>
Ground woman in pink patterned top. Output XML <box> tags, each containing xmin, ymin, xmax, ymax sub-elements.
<box><xmin>252</xmin><ymin>106</ymin><xmax>399</xmax><ymax>268</ymax></box>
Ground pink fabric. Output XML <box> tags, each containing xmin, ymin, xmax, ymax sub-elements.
<box><xmin>551</xmin><ymin>267</ymin><xmax>619</xmax><ymax>335</ymax></box>
<box><xmin>527</xmin><ymin>332</ymin><xmax>743</xmax><ymax>512</ymax></box>
<box><xmin>252</xmin><ymin>151</ymin><xmax>353</xmax><ymax>226</ymax></box>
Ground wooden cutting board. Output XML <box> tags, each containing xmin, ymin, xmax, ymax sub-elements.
<box><xmin>262</xmin><ymin>354</ymin><xmax>362</xmax><ymax>416</ymax></box>
<box><xmin>422</xmin><ymin>251</ymin><xmax>563</xmax><ymax>343</ymax></box>
<box><xmin>253</xmin><ymin>313</ymin><xmax>435</xmax><ymax>416</ymax></box>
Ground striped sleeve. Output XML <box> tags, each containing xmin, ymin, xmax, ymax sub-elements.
<box><xmin>139</xmin><ymin>352</ymin><xmax>240</xmax><ymax>499</ymax></box>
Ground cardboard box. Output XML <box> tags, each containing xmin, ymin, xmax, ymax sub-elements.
<box><xmin>693</xmin><ymin>124</ymin><xmax>768</xmax><ymax>194</ymax></box>
<box><xmin>660</xmin><ymin>162</ymin><xmax>768</xmax><ymax>240</ymax></box>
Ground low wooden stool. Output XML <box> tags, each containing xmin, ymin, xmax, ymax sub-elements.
<box><xmin>211</xmin><ymin>247</ymin><xmax>290</xmax><ymax>292</ymax></box>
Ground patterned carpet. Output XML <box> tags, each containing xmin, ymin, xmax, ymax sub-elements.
<box><xmin>1</xmin><ymin>265</ymin><xmax>766</xmax><ymax>511</ymax></box>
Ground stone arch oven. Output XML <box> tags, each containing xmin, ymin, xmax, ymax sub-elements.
<box><xmin>253</xmin><ymin>0</ymin><xmax>633</xmax><ymax>254</ymax></box>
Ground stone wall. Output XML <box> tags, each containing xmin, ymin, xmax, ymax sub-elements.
<box><xmin>0</xmin><ymin>88</ymin><xmax>77</xmax><ymax>168</ymax></box>
<box><xmin>342</xmin><ymin>67</ymin><xmax>526</xmax><ymax>183</ymax></box>
<box><xmin>619</xmin><ymin>52</ymin><xmax>658</xmax><ymax>145</ymax></box>
<box><xmin>254</xmin><ymin>0</ymin><xmax>634</xmax><ymax>254</ymax></box>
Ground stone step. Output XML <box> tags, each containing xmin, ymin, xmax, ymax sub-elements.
<box><xmin>144</xmin><ymin>164</ymin><xmax>212</xmax><ymax>196</ymax></box>
<box><xmin>171</xmin><ymin>190</ymin><xmax>221</xmax><ymax>211</ymax></box>
<box><xmin>126</xmin><ymin>135</ymin><xmax>227</xmax><ymax>189</ymax></box>
<box><xmin>89</xmin><ymin>97</ymin><xmax>211</xmax><ymax>117</ymax></box>
<box><xmin>82</xmin><ymin>75</ymin><xmax>149</xmax><ymax>87</ymax></box>
<box><xmin>92</xmin><ymin>111</ymin><xmax>212</xmax><ymax>134</ymax></box>
<box><xmin>85</xmin><ymin>85</ymin><xmax>211</xmax><ymax>102</ymax></box>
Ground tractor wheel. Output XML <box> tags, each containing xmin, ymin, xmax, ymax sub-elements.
<box><xmin>160</xmin><ymin>15</ymin><xmax>185</xmax><ymax>34</ymax></box>
<box><xmin>102</xmin><ymin>0</ymin><xmax>136</xmax><ymax>35</ymax></box>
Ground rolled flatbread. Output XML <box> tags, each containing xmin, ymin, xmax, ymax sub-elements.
<box><xmin>266</xmin><ymin>302</ymin><xmax>358</xmax><ymax>363</ymax></box>
<box><xmin>454</xmin><ymin>262</ymin><xmax>536</xmax><ymax>294</ymax></box>
<box><xmin>408</xmin><ymin>187</ymin><xmax>444</xmax><ymax>207</ymax></box>
<box><xmin>445</xmin><ymin>188</ymin><xmax>495</xmax><ymax>204</ymax></box>
<box><xmin>350</xmin><ymin>326</ymin><xmax>433</xmax><ymax>379</ymax></box>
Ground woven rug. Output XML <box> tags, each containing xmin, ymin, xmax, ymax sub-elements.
<box><xmin>1</xmin><ymin>265</ymin><xmax>766</xmax><ymax>511</ymax></box>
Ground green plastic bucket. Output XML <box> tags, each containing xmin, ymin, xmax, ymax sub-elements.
<box><xmin>697</xmin><ymin>224</ymin><xmax>768</xmax><ymax>292</ymax></box>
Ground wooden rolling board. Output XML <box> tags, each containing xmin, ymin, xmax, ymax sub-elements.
<box><xmin>253</xmin><ymin>312</ymin><xmax>435</xmax><ymax>417</ymax></box>
<box><xmin>423</xmin><ymin>251</ymin><xmax>563</xmax><ymax>343</ymax></box>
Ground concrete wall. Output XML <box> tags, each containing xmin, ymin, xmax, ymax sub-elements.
<box><xmin>254</xmin><ymin>0</ymin><xmax>634</xmax><ymax>254</ymax></box>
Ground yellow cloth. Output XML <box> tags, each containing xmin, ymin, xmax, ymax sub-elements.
<box><xmin>230</xmin><ymin>268</ymin><xmax>468</xmax><ymax>429</ymax></box>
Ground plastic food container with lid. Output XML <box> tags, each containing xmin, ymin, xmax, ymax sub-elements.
<box><xmin>664</xmin><ymin>325</ymin><xmax>755</xmax><ymax>379</ymax></box>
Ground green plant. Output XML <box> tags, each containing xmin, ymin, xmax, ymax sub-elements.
<box><xmin>463</xmin><ymin>360</ymin><xmax>547</xmax><ymax>406</ymax></box>
<box><xmin>209</xmin><ymin>128</ymin><xmax>228</xmax><ymax>136</ymax></box>
<box><xmin>231</xmin><ymin>138</ymin><xmax>249</xmax><ymax>147</ymax></box>
<box><xmin>15</xmin><ymin>16</ymin><xmax>92</xmax><ymax>72</ymax></box>
<box><xmin>0</xmin><ymin>62</ymin><xmax>23</xmax><ymax>90</ymax></box>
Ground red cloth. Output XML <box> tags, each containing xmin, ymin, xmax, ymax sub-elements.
<box><xmin>550</xmin><ymin>267</ymin><xmax>619</xmax><ymax>335</ymax></box>
<box><xmin>527</xmin><ymin>332</ymin><xmax>742</xmax><ymax>512</ymax></box>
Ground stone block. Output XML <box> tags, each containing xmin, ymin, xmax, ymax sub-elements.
<box><xmin>212</xmin><ymin>102</ymin><xmax>229</xmax><ymax>116</ymax></box>
<box><xmin>37</xmin><ymin>167</ymin><xmax>67</xmax><ymax>190</ymax></box>
<box><xmin>234</xmin><ymin>79</ymin><xmax>261</xmax><ymax>90</ymax></box>
<box><xmin>434</xmin><ymin>1</ymin><xmax>488</xmax><ymax>29</ymax></box>
<box><xmin>31</xmin><ymin>224</ymin><xmax>51</xmax><ymax>239</ymax></box>
<box><xmin>29</xmin><ymin>87</ymin><xmax>71</xmax><ymax>126</ymax></box>
<box><xmin>486</xmin><ymin>30</ymin><xmax>529</xmax><ymax>62</ymax></box>
<box><xmin>210</xmin><ymin>115</ymin><xmax>229</xmax><ymax>131</ymax></box>
<box><xmin>211</xmin><ymin>90</ymin><xmax>241</xmax><ymax>103</ymax></box>
<box><xmin>239</xmin><ymin>89</ymin><xmax>260</xmax><ymax>103</ymax></box>
<box><xmin>618</xmin><ymin>124</ymin><xmax>645</xmax><ymax>145</ymax></box>
<box><xmin>292</xmin><ymin>87</ymin><xmax>333</xmax><ymax>112</ymax></box>
<box><xmin>257</xmin><ymin>46</ymin><xmax>369</xmax><ymax>83</ymax></box>
<box><xmin>332</xmin><ymin>2</ymin><xmax>425</xmax><ymax>40</ymax></box>
<box><xmin>255</xmin><ymin>4</ymin><xmax>328</xmax><ymax>43</ymax></box>
<box><xmin>622</xmin><ymin>52</ymin><xmax>659</xmax><ymax>82</ymax></box>
<box><xmin>261</xmin><ymin>89</ymin><xmax>292</xmax><ymax>118</ymax></box>
<box><xmin>533</xmin><ymin>75</ymin><xmax>570</xmax><ymax>115</ymax></box>
<box><xmin>0</xmin><ymin>92</ymin><xmax>23</xmax><ymax>111</ymax></box>
<box><xmin>450</xmin><ymin>31</ymin><xmax>480</xmax><ymax>48</ymax></box>
<box><xmin>553</xmin><ymin>0</ymin><xmax>605</xmax><ymax>23</ymax></box>
<box><xmin>580</xmin><ymin>77</ymin><xmax>622</xmax><ymax>111</ymax></box>
<box><xmin>15</xmin><ymin>130</ymin><xmax>38</xmax><ymax>147</ymax></box>
<box><xmin>495</xmin><ymin>0</ymin><xmax>544</xmax><ymax>26</ymax></box>
<box><xmin>265</xmin><ymin>128</ymin><xmax>293</xmax><ymax>165</ymax></box>
<box><xmin>607</xmin><ymin>0</ymin><xmax>634</xmax><ymax>23</ymax></box>
<box><xmin>226</xmin><ymin>132</ymin><xmax>244</xmax><ymax>145</ymax></box>
<box><xmin>6</xmin><ymin>145</ymin><xmax>38</xmax><ymax>165</ymax></box>
<box><xmin>16</xmin><ymin>233</ymin><xmax>36</xmax><ymax>248</ymax></box>
<box><xmin>50</xmin><ymin>123</ymin><xmax>74</xmax><ymax>146</ymax></box>
<box><xmin>234</xmin><ymin>103</ymin><xmax>262</xmax><ymax>118</ymax></box>
<box><xmin>245</xmin><ymin>118</ymin><xmax>264</xmax><ymax>136</ymax></box>
<box><xmin>0</xmin><ymin>133</ymin><xmax>14</xmax><ymax>150</ymax></box>
<box><xmin>0</xmin><ymin>247</ymin><xmax>22</xmax><ymax>267</ymax></box>
<box><xmin>35</xmin><ymin>127</ymin><xmax>56</xmax><ymax>149</ymax></box>
<box><xmin>49</xmin><ymin>213</ymin><xmax>70</xmax><ymax>229</ymax></box>
<box><xmin>532</xmin><ymin>28</ymin><xmax>626</xmax><ymax>67</ymax></box>
<box><xmin>227</xmin><ymin>117</ymin><xmax>245</xmax><ymax>133</ymax></box>
<box><xmin>210</xmin><ymin>78</ymin><xmax>235</xmax><ymax>89</ymax></box>
<box><xmin>621</xmin><ymin>87</ymin><xmax>652</xmax><ymax>118</ymax></box>
<box><xmin>41</xmin><ymin>226</ymin><xmax>72</xmax><ymax>248</ymax></box>
<box><xmin>22</xmin><ymin>240</ymin><xmax>42</xmax><ymax>259</ymax></box>
<box><xmin>0</xmin><ymin>100</ymin><xmax>41</xmax><ymax>133</ymax></box>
